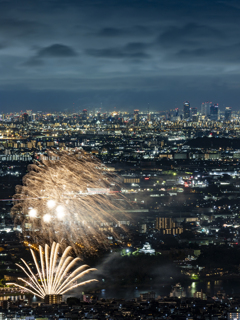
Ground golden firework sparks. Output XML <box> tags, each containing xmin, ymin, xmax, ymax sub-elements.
<box><xmin>12</xmin><ymin>149</ymin><xmax>128</xmax><ymax>254</ymax></box>
<box><xmin>7</xmin><ymin>242</ymin><xmax>98</xmax><ymax>298</ymax></box>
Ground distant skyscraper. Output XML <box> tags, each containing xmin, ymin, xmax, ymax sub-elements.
<box><xmin>156</xmin><ymin>217</ymin><xmax>183</xmax><ymax>235</ymax></box>
<box><xmin>225</xmin><ymin>107</ymin><xmax>232</xmax><ymax>121</ymax></box>
<box><xmin>166</xmin><ymin>112</ymin><xmax>170</xmax><ymax>121</ymax></box>
<box><xmin>192</xmin><ymin>114</ymin><xmax>198</xmax><ymax>122</ymax></box>
<box><xmin>205</xmin><ymin>102</ymin><xmax>211</xmax><ymax>116</ymax></box>
<box><xmin>134</xmin><ymin>109</ymin><xmax>139</xmax><ymax>122</ymax></box>
<box><xmin>190</xmin><ymin>107</ymin><xmax>197</xmax><ymax>119</ymax></box>
<box><xmin>22</xmin><ymin>113</ymin><xmax>29</xmax><ymax>125</ymax></box>
<box><xmin>201</xmin><ymin>101</ymin><xmax>212</xmax><ymax>116</ymax></box>
<box><xmin>183</xmin><ymin>101</ymin><xmax>190</xmax><ymax>119</ymax></box>
<box><xmin>210</xmin><ymin>104</ymin><xmax>219</xmax><ymax>121</ymax></box>
<box><xmin>82</xmin><ymin>109</ymin><xmax>87</xmax><ymax>120</ymax></box>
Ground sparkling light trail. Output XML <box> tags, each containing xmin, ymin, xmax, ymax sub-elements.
<box><xmin>11</xmin><ymin>149</ymin><xmax>128</xmax><ymax>255</ymax></box>
<box><xmin>7</xmin><ymin>242</ymin><xmax>98</xmax><ymax>298</ymax></box>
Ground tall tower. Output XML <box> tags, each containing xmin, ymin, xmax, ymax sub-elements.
<box><xmin>201</xmin><ymin>102</ymin><xmax>211</xmax><ymax>117</ymax></box>
<box><xmin>22</xmin><ymin>113</ymin><xmax>29</xmax><ymax>125</ymax></box>
<box><xmin>134</xmin><ymin>109</ymin><xmax>139</xmax><ymax>122</ymax></box>
<box><xmin>225</xmin><ymin>107</ymin><xmax>232</xmax><ymax>121</ymax></box>
<box><xmin>190</xmin><ymin>107</ymin><xmax>197</xmax><ymax>119</ymax></box>
<box><xmin>183</xmin><ymin>101</ymin><xmax>190</xmax><ymax>119</ymax></box>
<box><xmin>205</xmin><ymin>102</ymin><xmax>211</xmax><ymax>117</ymax></box>
<box><xmin>82</xmin><ymin>109</ymin><xmax>88</xmax><ymax>120</ymax></box>
<box><xmin>210</xmin><ymin>104</ymin><xmax>219</xmax><ymax>121</ymax></box>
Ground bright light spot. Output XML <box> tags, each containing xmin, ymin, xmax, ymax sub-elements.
<box><xmin>29</xmin><ymin>209</ymin><xmax>37</xmax><ymax>218</ymax></box>
<box><xmin>43</xmin><ymin>214</ymin><xmax>51</xmax><ymax>223</ymax></box>
<box><xmin>56</xmin><ymin>205</ymin><xmax>65</xmax><ymax>219</ymax></box>
<box><xmin>47</xmin><ymin>200</ymin><xmax>56</xmax><ymax>209</ymax></box>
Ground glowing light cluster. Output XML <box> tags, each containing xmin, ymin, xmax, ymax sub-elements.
<box><xmin>7</xmin><ymin>242</ymin><xmax>97</xmax><ymax>298</ymax></box>
<box><xmin>12</xmin><ymin>149</ymin><xmax>127</xmax><ymax>254</ymax></box>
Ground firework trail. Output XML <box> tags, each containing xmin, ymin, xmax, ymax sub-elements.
<box><xmin>7</xmin><ymin>242</ymin><xmax>98</xmax><ymax>298</ymax></box>
<box><xmin>11</xmin><ymin>149</ymin><xmax>128</xmax><ymax>254</ymax></box>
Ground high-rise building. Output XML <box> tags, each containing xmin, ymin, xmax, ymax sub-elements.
<box><xmin>228</xmin><ymin>312</ymin><xmax>240</xmax><ymax>320</ymax></box>
<box><xmin>134</xmin><ymin>109</ymin><xmax>139</xmax><ymax>122</ymax></box>
<box><xmin>82</xmin><ymin>109</ymin><xmax>88</xmax><ymax>120</ymax></box>
<box><xmin>225</xmin><ymin>107</ymin><xmax>232</xmax><ymax>121</ymax></box>
<box><xmin>44</xmin><ymin>295</ymin><xmax>62</xmax><ymax>304</ymax></box>
<box><xmin>26</xmin><ymin>110</ymin><xmax>32</xmax><ymax>117</ymax></box>
<box><xmin>22</xmin><ymin>113</ymin><xmax>29</xmax><ymax>125</ymax></box>
<box><xmin>190</xmin><ymin>107</ymin><xmax>197</xmax><ymax>119</ymax></box>
<box><xmin>156</xmin><ymin>217</ymin><xmax>183</xmax><ymax>235</ymax></box>
<box><xmin>183</xmin><ymin>101</ymin><xmax>190</xmax><ymax>119</ymax></box>
<box><xmin>206</xmin><ymin>102</ymin><xmax>212</xmax><ymax>116</ymax></box>
<box><xmin>192</xmin><ymin>114</ymin><xmax>198</xmax><ymax>122</ymax></box>
<box><xmin>210</xmin><ymin>104</ymin><xmax>219</xmax><ymax>121</ymax></box>
<box><xmin>201</xmin><ymin>101</ymin><xmax>212</xmax><ymax>116</ymax></box>
<box><xmin>156</xmin><ymin>217</ymin><xmax>175</xmax><ymax>229</ymax></box>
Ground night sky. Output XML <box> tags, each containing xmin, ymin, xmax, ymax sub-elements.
<box><xmin>1</xmin><ymin>0</ymin><xmax>240</xmax><ymax>112</ymax></box>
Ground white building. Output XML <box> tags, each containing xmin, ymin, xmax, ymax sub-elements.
<box><xmin>139</xmin><ymin>242</ymin><xmax>155</xmax><ymax>255</ymax></box>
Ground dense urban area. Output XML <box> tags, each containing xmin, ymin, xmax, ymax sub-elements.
<box><xmin>0</xmin><ymin>102</ymin><xmax>240</xmax><ymax>319</ymax></box>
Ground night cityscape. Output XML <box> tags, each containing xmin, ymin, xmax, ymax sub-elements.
<box><xmin>1</xmin><ymin>0</ymin><xmax>240</xmax><ymax>319</ymax></box>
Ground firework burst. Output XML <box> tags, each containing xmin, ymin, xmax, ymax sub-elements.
<box><xmin>12</xmin><ymin>149</ymin><xmax>128</xmax><ymax>254</ymax></box>
<box><xmin>7</xmin><ymin>242</ymin><xmax>98</xmax><ymax>298</ymax></box>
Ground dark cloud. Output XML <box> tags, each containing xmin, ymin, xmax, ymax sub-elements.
<box><xmin>124</xmin><ymin>42</ymin><xmax>149</xmax><ymax>52</ymax></box>
<box><xmin>0</xmin><ymin>0</ymin><xmax>240</xmax><ymax>111</ymax></box>
<box><xmin>85</xmin><ymin>47</ymin><xmax>150</xmax><ymax>59</ymax></box>
<box><xmin>98</xmin><ymin>27</ymin><xmax>125</xmax><ymax>37</ymax></box>
<box><xmin>158</xmin><ymin>23</ymin><xmax>224</xmax><ymax>48</ymax></box>
<box><xmin>23</xmin><ymin>58</ymin><xmax>44</xmax><ymax>67</ymax></box>
<box><xmin>0</xmin><ymin>18</ymin><xmax>47</xmax><ymax>38</ymax></box>
<box><xmin>175</xmin><ymin>42</ymin><xmax>240</xmax><ymax>62</ymax></box>
<box><xmin>176</xmin><ymin>48</ymin><xmax>208</xmax><ymax>59</ymax></box>
<box><xmin>131</xmin><ymin>25</ymin><xmax>152</xmax><ymax>36</ymax></box>
<box><xmin>98</xmin><ymin>25</ymin><xmax>152</xmax><ymax>37</ymax></box>
<box><xmin>37</xmin><ymin>44</ymin><xmax>77</xmax><ymax>58</ymax></box>
<box><xmin>23</xmin><ymin>44</ymin><xmax>77</xmax><ymax>67</ymax></box>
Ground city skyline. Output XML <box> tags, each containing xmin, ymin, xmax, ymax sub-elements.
<box><xmin>1</xmin><ymin>0</ymin><xmax>240</xmax><ymax>111</ymax></box>
<box><xmin>0</xmin><ymin>94</ymin><xmax>240</xmax><ymax>312</ymax></box>
<box><xmin>3</xmin><ymin>0</ymin><xmax>240</xmax><ymax>314</ymax></box>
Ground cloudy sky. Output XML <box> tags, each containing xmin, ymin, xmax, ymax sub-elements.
<box><xmin>1</xmin><ymin>0</ymin><xmax>240</xmax><ymax>112</ymax></box>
